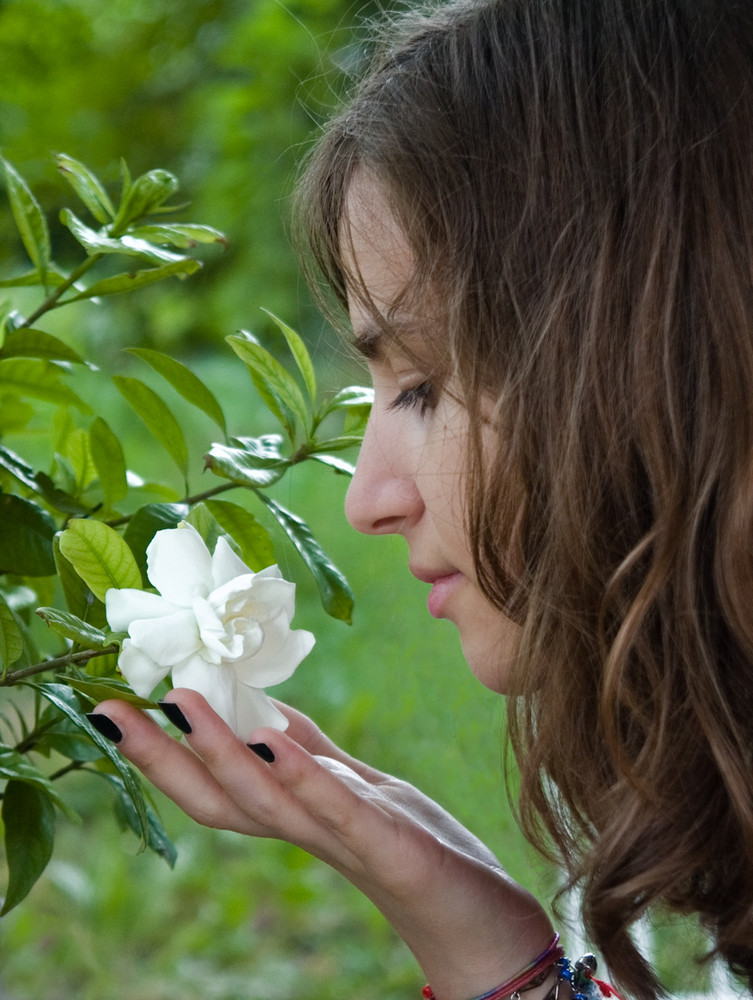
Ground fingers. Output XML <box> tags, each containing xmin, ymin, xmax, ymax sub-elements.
<box><xmin>92</xmin><ymin>695</ymin><xmax>269</xmax><ymax>835</ymax></box>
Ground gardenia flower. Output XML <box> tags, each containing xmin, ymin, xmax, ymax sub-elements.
<box><xmin>105</xmin><ymin>522</ymin><xmax>314</xmax><ymax>736</ymax></box>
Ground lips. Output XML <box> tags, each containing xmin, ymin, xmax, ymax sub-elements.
<box><xmin>409</xmin><ymin>565</ymin><xmax>463</xmax><ymax>619</ymax></box>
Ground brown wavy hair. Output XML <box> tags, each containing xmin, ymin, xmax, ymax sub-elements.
<box><xmin>294</xmin><ymin>1</ymin><xmax>753</xmax><ymax>997</ymax></box>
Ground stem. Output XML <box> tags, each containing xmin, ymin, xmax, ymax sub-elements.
<box><xmin>104</xmin><ymin>480</ymin><xmax>238</xmax><ymax>528</ymax></box>
<box><xmin>0</xmin><ymin>645</ymin><xmax>118</xmax><ymax>687</ymax></box>
<box><xmin>21</xmin><ymin>254</ymin><xmax>102</xmax><ymax>328</ymax></box>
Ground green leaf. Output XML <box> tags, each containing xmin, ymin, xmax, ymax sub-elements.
<box><xmin>0</xmin><ymin>594</ymin><xmax>24</xmax><ymax>673</ymax></box>
<box><xmin>35</xmin><ymin>607</ymin><xmax>110</xmax><ymax>648</ymax></box>
<box><xmin>204</xmin><ymin>499</ymin><xmax>275</xmax><ymax>571</ymax></box>
<box><xmin>185</xmin><ymin>502</ymin><xmax>224</xmax><ymax>554</ymax></box>
<box><xmin>321</xmin><ymin>385</ymin><xmax>374</xmax><ymax>415</ymax></box>
<box><xmin>54</xmin><ymin>534</ymin><xmax>103</xmax><ymax>624</ymax></box>
<box><xmin>65</xmin><ymin>258</ymin><xmax>201</xmax><ymax>302</ymax></box>
<box><xmin>127</xmin><ymin>223</ymin><xmax>227</xmax><ymax>249</ymax></box>
<box><xmin>308</xmin><ymin>454</ymin><xmax>356</xmax><ymax>476</ymax></box>
<box><xmin>30</xmin><ymin>682</ymin><xmax>149</xmax><ymax>845</ymax></box>
<box><xmin>227</xmin><ymin>333</ymin><xmax>310</xmax><ymax>440</ymax></box>
<box><xmin>122</xmin><ymin>502</ymin><xmax>188</xmax><ymax>584</ymax></box>
<box><xmin>89</xmin><ymin>417</ymin><xmax>127</xmax><ymax>506</ymax></box>
<box><xmin>0</xmin><ymin>267</ymin><xmax>68</xmax><ymax>289</ymax></box>
<box><xmin>58</xmin><ymin>519</ymin><xmax>142</xmax><ymax>602</ymax></box>
<box><xmin>112</xmin><ymin>375</ymin><xmax>189</xmax><ymax>481</ymax></box>
<box><xmin>64</xmin><ymin>676</ymin><xmax>155</xmax><ymax>710</ymax></box>
<box><xmin>103</xmin><ymin>774</ymin><xmax>177</xmax><ymax>867</ymax></box>
<box><xmin>0</xmin><ymin>358</ymin><xmax>92</xmax><ymax>412</ymax></box>
<box><xmin>0</xmin><ymin>781</ymin><xmax>55</xmax><ymax>915</ymax></box>
<box><xmin>0</xmin><ymin>444</ymin><xmax>90</xmax><ymax>515</ymax></box>
<box><xmin>0</xmin><ymin>494</ymin><xmax>56</xmax><ymax>576</ymax></box>
<box><xmin>111</xmin><ymin>168</ymin><xmax>179</xmax><ymax>233</ymax></box>
<box><xmin>0</xmin><ymin>327</ymin><xmax>86</xmax><ymax>364</ymax></box>
<box><xmin>205</xmin><ymin>438</ymin><xmax>290</xmax><ymax>489</ymax></box>
<box><xmin>309</xmin><ymin>435</ymin><xmax>364</xmax><ymax>454</ymax></box>
<box><xmin>55</xmin><ymin>153</ymin><xmax>115</xmax><ymax>224</ymax></box>
<box><xmin>260</xmin><ymin>495</ymin><xmax>354</xmax><ymax>624</ymax></box>
<box><xmin>261</xmin><ymin>309</ymin><xmax>317</xmax><ymax>406</ymax></box>
<box><xmin>0</xmin><ymin>157</ymin><xmax>50</xmax><ymax>288</ymax></box>
<box><xmin>60</xmin><ymin>208</ymin><xmax>186</xmax><ymax>265</ymax></box>
<box><xmin>127</xmin><ymin>348</ymin><xmax>227</xmax><ymax>435</ymax></box>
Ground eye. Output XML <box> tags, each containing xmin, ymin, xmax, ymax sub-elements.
<box><xmin>388</xmin><ymin>380</ymin><xmax>437</xmax><ymax>415</ymax></box>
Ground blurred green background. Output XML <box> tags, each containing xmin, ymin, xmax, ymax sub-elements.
<box><xmin>0</xmin><ymin>1</ymin><xmax>722</xmax><ymax>997</ymax></box>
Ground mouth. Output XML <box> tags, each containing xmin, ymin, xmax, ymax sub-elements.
<box><xmin>409</xmin><ymin>565</ymin><xmax>463</xmax><ymax>619</ymax></box>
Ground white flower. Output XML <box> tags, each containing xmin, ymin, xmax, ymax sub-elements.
<box><xmin>105</xmin><ymin>522</ymin><xmax>314</xmax><ymax>736</ymax></box>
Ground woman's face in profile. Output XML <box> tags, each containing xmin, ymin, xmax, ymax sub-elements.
<box><xmin>342</xmin><ymin>175</ymin><xmax>520</xmax><ymax>693</ymax></box>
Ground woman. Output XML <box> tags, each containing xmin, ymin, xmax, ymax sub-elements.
<box><xmin>90</xmin><ymin>0</ymin><xmax>753</xmax><ymax>997</ymax></box>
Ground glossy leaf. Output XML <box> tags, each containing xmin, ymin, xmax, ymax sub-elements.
<box><xmin>58</xmin><ymin>519</ymin><xmax>142</xmax><ymax>603</ymax></box>
<box><xmin>103</xmin><ymin>774</ymin><xmax>177</xmax><ymax>867</ymax></box>
<box><xmin>0</xmin><ymin>594</ymin><xmax>24</xmax><ymax>673</ymax></box>
<box><xmin>0</xmin><ymin>157</ymin><xmax>50</xmax><ymax>287</ymax></box>
<box><xmin>65</xmin><ymin>258</ymin><xmax>201</xmax><ymax>302</ymax></box>
<box><xmin>35</xmin><ymin>607</ymin><xmax>110</xmax><ymax>648</ymax></box>
<box><xmin>204</xmin><ymin>499</ymin><xmax>275</xmax><ymax>571</ymax></box>
<box><xmin>319</xmin><ymin>384</ymin><xmax>374</xmax><ymax>419</ymax></box>
<box><xmin>112</xmin><ymin>168</ymin><xmax>179</xmax><ymax>233</ymax></box>
<box><xmin>309</xmin><ymin>454</ymin><xmax>356</xmax><ymax>476</ymax></box>
<box><xmin>261</xmin><ymin>309</ymin><xmax>317</xmax><ymax>406</ymax></box>
<box><xmin>30</xmin><ymin>682</ymin><xmax>149</xmax><ymax>846</ymax></box>
<box><xmin>127</xmin><ymin>223</ymin><xmax>227</xmax><ymax>249</ymax></box>
<box><xmin>260</xmin><ymin>495</ymin><xmax>354</xmax><ymax>624</ymax></box>
<box><xmin>64</xmin><ymin>677</ymin><xmax>155</xmax><ymax>710</ymax></box>
<box><xmin>127</xmin><ymin>348</ymin><xmax>227</xmax><ymax>435</ymax></box>
<box><xmin>0</xmin><ymin>358</ymin><xmax>92</xmax><ymax>412</ymax></box>
<box><xmin>227</xmin><ymin>333</ymin><xmax>310</xmax><ymax>439</ymax></box>
<box><xmin>0</xmin><ymin>746</ymin><xmax>70</xmax><ymax>813</ymax></box>
<box><xmin>205</xmin><ymin>438</ymin><xmax>289</xmax><ymax>489</ymax></box>
<box><xmin>89</xmin><ymin>417</ymin><xmax>128</xmax><ymax>506</ymax></box>
<box><xmin>112</xmin><ymin>375</ymin><xmax>189</xmax><ymax>481</ymax></box>
<box><xmin>122</xmin><ymin>502</ymin><xmax>188</xmax><ymax>584</ymax></box>
<box><xmin>55</xmin><ymin>153</ymin><xmax>114</xmax><ymax>224</ymax></box>
<box><xmin>0</xmin><ymin>781</ymin><xmax>55</xmax><ymax>915</ymax></box>
<box><xmin>0</xmin><ymin>328</ymin><xmax>86</xmax><ymax>364</ymax></box>
<box><xmin>0</xmin><ymin>494</ymin><xmax>56</xmax><ymax>576</ymax></box>
<box><xmin>60</xmin><ymin>208</ymin><xmax>185</xmax><ymax>265</ymax></box>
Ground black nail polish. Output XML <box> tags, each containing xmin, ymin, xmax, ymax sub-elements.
<box><xmin>87</xmin><ymin>713</ymin><xmax>123</xmax><ymax>744</ymax></box>
<box><xmin>158</xmin><ymin>701</ymin><xmax>192</xmax><ymax>734</ymax></box>
<box><xmin>247</xmin><ymin>742</ymin><xmax>275</xmax><ymax>763</ymax></box>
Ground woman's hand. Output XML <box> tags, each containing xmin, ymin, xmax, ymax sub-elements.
<box><xmin>93</xmin><ymin>690</ymin><xmax>554</xmax><ymax>1000</ymax></box>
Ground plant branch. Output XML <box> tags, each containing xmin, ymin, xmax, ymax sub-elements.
<box><xmin>21</xmin><ymin>253</ymin><xmax>102</xmax><ymax>328</ymax></box>
<box><xmin>0</xmin><ymin>645</ymin><xmax>118</xmax><ymax>687</ymax></box>
<box><xmin>105</xmin><ymin>480</ymin><xmax>238</xmax><ymax>528</ymax></box>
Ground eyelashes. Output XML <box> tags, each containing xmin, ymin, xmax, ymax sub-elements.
<box><xmin>388</xmin><ymin>380</ymin><xmax>437</xmax><ymax>415</ymax></box>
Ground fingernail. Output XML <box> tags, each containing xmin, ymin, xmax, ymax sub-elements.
<box><xmin>158</xmin><ymin>701</ymin><xmax>192</xmax><ymax>734</ymax></box>
<box><xmin>247</xmin><ymin>742</ymin><xmax>275</xmax><ymax>763</ymax></box>
<box><xmin>86</xmin><ymin>713</ymin><xmax>123</xmax><ymax>744</ymax></box>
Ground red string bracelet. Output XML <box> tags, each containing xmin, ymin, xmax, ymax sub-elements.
<box><xmin>422</xmin><ymin>933</ymin><xmax>564</xmax><ymax>1000</ymax></box>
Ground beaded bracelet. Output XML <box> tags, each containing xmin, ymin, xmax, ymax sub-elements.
<box><xmin>422</xmin><ymin>934</ymin><xmax>564</xmax><ymax>1000</ymax></box>
<box><xmin>421</xmin><ymin>938</ymin><xmax>624</xmax><ymax>1000</ymax></box>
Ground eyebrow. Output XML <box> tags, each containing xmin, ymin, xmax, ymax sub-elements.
<box><xmin>351</xmin><ymin>316</ymin><xmax>430</xmax><ymax>362</ymax></box>
<box><xmin>351</xmin><ymin>320</ymin><xmax>383</xmax><ymax>360</ymax></box>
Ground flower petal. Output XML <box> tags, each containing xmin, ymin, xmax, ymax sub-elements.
<box><xmin>234</xmin><ymin>686</ymin><xmax>289</xmax><ymax>737</ymax></box>
<box><xmin>173</xmin><ymin>655</ymin><xmax>237</xmax><ymax>732</ymax></box>
<box><xmin>146</xmin><ymin>523</ymin><xmax>212</xmax><ymax>605</ymax></box>
<box><xmin>210</xmin><ymin>536</ymin><xmax>253</xmax><ymax>588</ymax></box>
<box><xmin>118</xmin><ymin>639</ymin><xmax>169</xmax><ymax>699</ymax></box>
<box><xmin>129</xmin><ymin>608</ymin><xmax>201</xmax><ymax>667</ymax></box>
<box><xmin>105</xmin><ymin>588</ymin><xmax>179</xmax><ymax>632</ymax></box>
<box><xmin>234</xmin><ymin>627</ymin><xmax>315</xmax><ymax>688</ymax></box>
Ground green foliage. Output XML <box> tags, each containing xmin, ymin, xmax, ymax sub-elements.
<box><xmin>0</xmin><ymin>154</ymin><xmax>369</xmax><ymax>915</ymax></box>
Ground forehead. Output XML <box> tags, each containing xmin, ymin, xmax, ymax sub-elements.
<box><xmin>342</xmin><ymin>175</ymin><xmax>416</xmax><ymax>324</ymax></box>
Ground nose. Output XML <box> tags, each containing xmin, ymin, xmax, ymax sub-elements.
<box><xmin>345</xmin><ymin>409</ymin><xmax>423</xmax><ymax>535</ymax></box>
